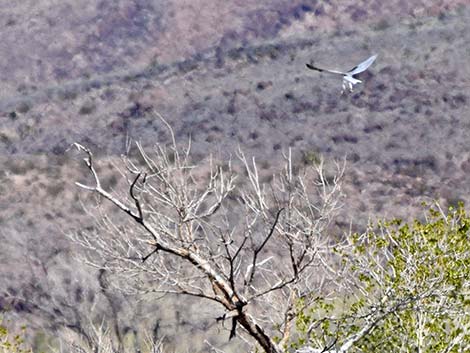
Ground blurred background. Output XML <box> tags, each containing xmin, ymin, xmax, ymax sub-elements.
<box><xmin>1</xmin><ymin>0</ymin><xmax>469</xmax><ymax>351</ymax></box>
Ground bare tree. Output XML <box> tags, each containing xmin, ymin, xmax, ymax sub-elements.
<box><xmin>58</xmin><ymin>319</ymin><xmax>166</xmax><ymax>353</ymax></box>
<box><xmin>70</xmin><ymin>114</ymin><xmax>344</xmax><ymax>353</ymax></box>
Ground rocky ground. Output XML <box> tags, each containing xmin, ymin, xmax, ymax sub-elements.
<box><xmin>1</xmin><ymin>1</ymin><xmax>469</xmax><ymax>351</ymax></box>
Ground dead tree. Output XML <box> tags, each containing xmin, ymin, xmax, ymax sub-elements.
<box><xmin>70</xmin><ymin>115</ymin><xmax>344</xmax><ymax>353</ymax></box>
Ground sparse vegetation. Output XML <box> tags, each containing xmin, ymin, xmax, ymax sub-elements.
<box><xmin>371</xmin><ymin>18</ymin><xmax>391</xmax><ymax>31</ymax></box>
<box><xmin>2</xmin><ymin>2</ymin><xmax>470</xmax><ymax>353</ymax></box>
<box><xmin>301</xmin><ymin>150</ymin><xmax>321</xmax><ymax>166</ymax></box>
<box><xmin>16</xmin><ymin>103</ymin><xmax>30</xmax><ymax>114</ymax></box>
<box><xmin>70</xmin><ymin>122</ymin><xmax>469</xmax><ymax>352</ymax></box>
<box><xmin>0</xmin><ymin>320</ymin><xmax>168</xmax><ymax>353</ymax></box>
<box><xmin>79</xmin><ymin>102</ymin><xmax>96</xmax><ymax>115</ymax></box>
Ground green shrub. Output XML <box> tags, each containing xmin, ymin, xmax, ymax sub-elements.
<box><xmin>293</xmin><ymin>203</ymin><xmax>470</xmax><ymax>352</ymax></box>
<box><xmin>0</xmin><ymin>323</ymin><xmax>32</xmax><ymax>353</ymax></box>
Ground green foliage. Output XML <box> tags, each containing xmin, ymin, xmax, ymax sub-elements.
<box><xmin>301</xmin><ymin>150</ymin><xmax>321</xmax><ymax>166</ymax></box>
<box><xmin>294</xmin><ymin>203</ymin><xmax>470</xmax><ymax>352</ymax></box>
<box><xmin>0</xmin><ymin>322</ymin><xmax>32</xmax><ymax>353</ymax></box>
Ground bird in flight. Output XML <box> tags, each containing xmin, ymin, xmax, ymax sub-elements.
<box><xmin>306</xmin><ymin>54</ymin><xmax>377</xmax><ymax>93</ymax></box>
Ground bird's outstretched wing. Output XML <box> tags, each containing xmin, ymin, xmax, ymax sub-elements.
<box><xmin>347</xmin><ymin>55</ymin><xmax>377</xmax><ymax>76</ymax></box>
<box><xmin>306</xmin><ymin>63</ymin><xmax>345</xmax><ymax>75</ymax></box>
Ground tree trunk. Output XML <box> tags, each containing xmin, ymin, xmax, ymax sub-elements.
<box><xmin>237</xmin><ymin>311</ymin><xmax>283</xmax><ymax>353</ymax></box>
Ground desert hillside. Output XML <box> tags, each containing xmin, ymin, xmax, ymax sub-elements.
<box><xmin>1</xmin><ymin>1</ymin><xmax>469</xmax><ymax>351</ymax></box>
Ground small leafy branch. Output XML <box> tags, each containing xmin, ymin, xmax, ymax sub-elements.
<box><xmin>0</xmin><ymin>322</ymin><xmax>32</xmax><ymax>353</ymax></box>
<box><xmin>294</xmin><ymin>203</ymin><xmax>470</xmax><ymax>353</ymax></box>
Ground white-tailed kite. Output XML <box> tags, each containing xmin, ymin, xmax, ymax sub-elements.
<box><xmin>306</xmin><ymin>54</ymin><xmax>377</xmax><ymax>93</ymax></box>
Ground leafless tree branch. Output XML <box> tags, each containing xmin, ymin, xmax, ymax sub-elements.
<box><xmin>71</xmin><ymin>115</ymin><xmax>345</xmax><ymax>353</ymax></box>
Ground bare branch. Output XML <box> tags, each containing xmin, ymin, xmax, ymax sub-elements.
<box><xmin>72</xmin><ymin>125</ymin><xmax>346</xmax><ymax>353</ymax></box>
<box><xmin>245</xmin><ymin>208</ymin><xmax>284</xmax><ymax>286</ymax></box>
